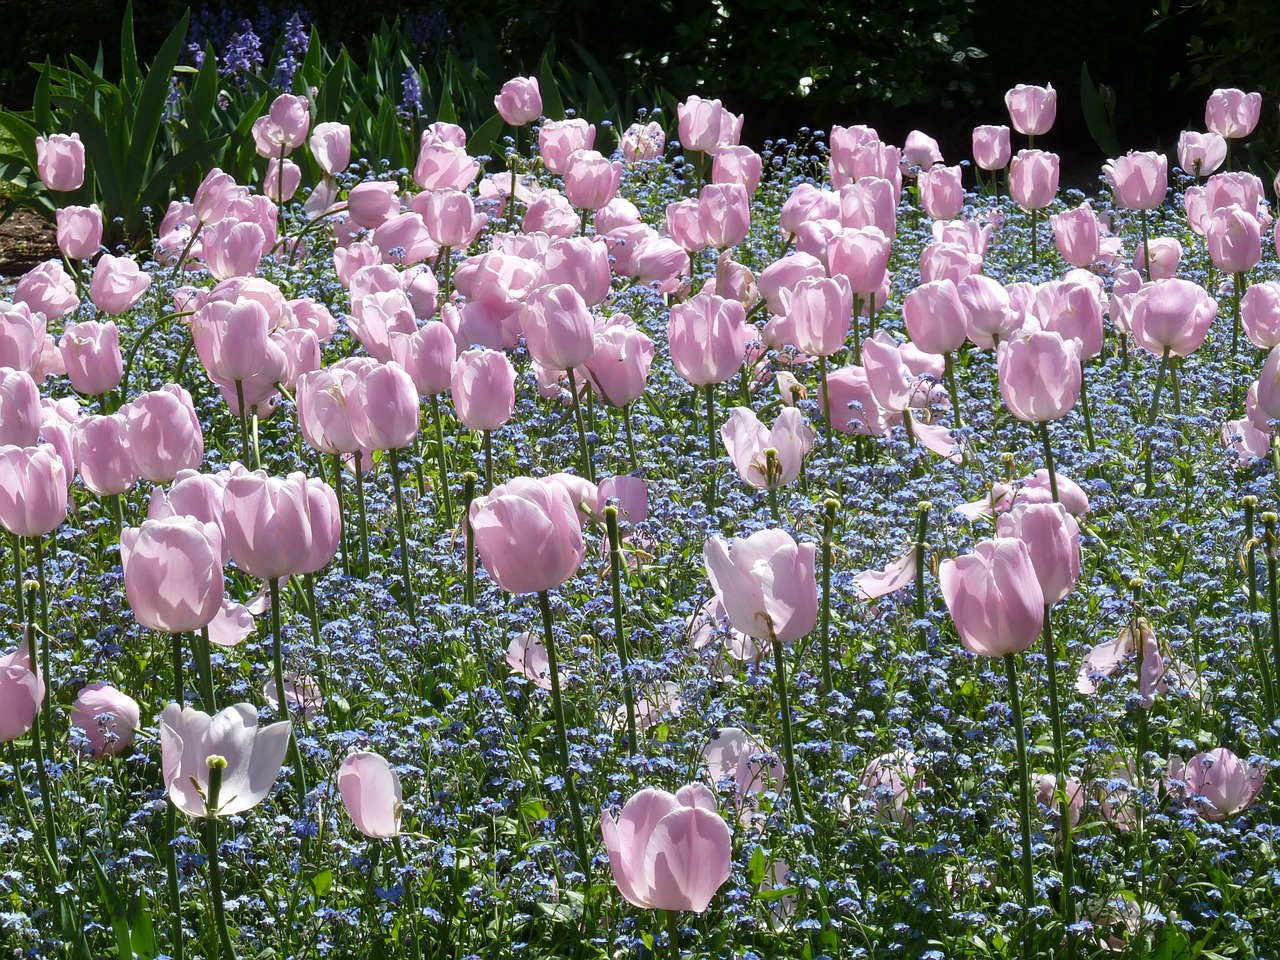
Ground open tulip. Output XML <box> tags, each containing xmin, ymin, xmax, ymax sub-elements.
<box><xmin>703</xmin><ymin>529</ymin><xmax>817</xmax><ymax>645</ymax></box>
<box><xmin>721</xmin><ymin>407</ymin><xmax>815</xmax><ymax>490</ymax></box>
<box><xmin>1168</xmin><ymin>747</ymin><xmax>1265</xmax><ymax>821</ymax></box>
<box><xmin>1205</xmin><ymin>88</ymin><xmax>1262</xmax><ymax>140</ymax></box>
<box><xmin>601</xmin><ymin>783</ymin><xmax>733</xmax><ymax>913</ymax></box>
<box><xmin>161</xmin><ymin>702</ymin><xmax>292</xmax><ymax>817</ymax></box>
<box><xmin>1177</xmin><ymin>131</ymin><xmax>1227</xmax><ymax>177</ymax></box>
<box><xmin>338</xmin><ymin>751</ymin><xmax>403</xmax><ymax>838</ymax></box>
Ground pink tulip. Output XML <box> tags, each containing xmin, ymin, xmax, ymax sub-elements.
<box><xmin>494</xmin><ymin>76</ymin><xmax>542</xmax><ymax>125</ymax></box>
<box><xmin>956</xmin><ymin>274</ymin><xmax>1014</xmax><ymax>349</ymax></box>
<box><xmin>666</xmin><ymin>198</ymin><xmax>705</xmax><ymax>252</ymax></box>
<box><xmin>74</xmin><ymin>414</ymin><xmax>138</xmax><ymax>496</ymax></box>
<box><xmin>299</xmin><ymin>478</ymin><xmax>341</xmax><ymax>576</ymax></box>
<box><xmin>940</xmin><ymin>538</ymin><xmax>1044</xmax><ymax>657</ymax></box>
<box><xmin>309</xmin><ymin>121</ymin><xmax>351</xmax><ymax>176</ymax></box>
<box><xmin>540</xmin><ymin>236</ymin><xmax>611</xmax><ymax>306</ymax></box>
<box><xmin>418</xmin><ymin>188</ymin><xmax>485</xmax><ymax>248</ymax></box>
<box><xmin>347</xmin><ymin>181</ymin><xmax>401</xmax><ymax>229</ymax></box>
<box><xmin>1205</xmin><ymin>171</ymin><xmax>1265</xmax><ymax>218</ymax></box>
<box><xmin>517</xmin><ymin>283</ymin><xmax>594</xmax><ymax>372</ymax></box>
<box><xmin>523</xmin><ymin>188</ymin><xmax>579</xmax><ymax>238</ymax></box>
<box><xmin>601</xmin><ymin>783</ymin><xmax>732</xmax><ymax>912</ymax></box>
<box><xmin>222</xmin><ymin>469</ymin><xmax>313</xmax><ymax>581</ymax></box>
<box><xmin>251</xmin><ymin>93</ymin><xmax>310</xmax><ymax>158</ymax></box>
<box><xmin>1205</xmin><ymin>88</ymin><xmax>1263</xmax><ymax>139</ymax></box>
<box><xmin>677</xmin><ymin>96</ymin><xmax>743</xmax><ymax>155</ymax></box>
<box><xmin>451</xmin><ymin>348</ymin><xmax>517</xmax><ymax>431</ymax></box>
<box><xmin>1104</xmin><ymin>151</ymin><xmax>1168</xmax><ymax>211</ymax></box>
<box><xmin>784</xmin><ymin>275</ymin><xmax>852</xmax><ymax>358</ymax></box>
<box><xmin>1168</xmin><ymin>747</ymin><xmax>1265</xmax><ymax>821</ymax></box>
<box><xmin>89</xmin><ymin>255</ymin><xmax>151</xmax><ymax>315</ymax></box>
<box><xmin>1177</xmin><ymin>131</ymin><xmax>1227</xmax><ymax>176</ymax></box>
<box><xmin>0</xmin><ymin>302</ymin><xmax>46</xmax><ymax>376</ymax></box>
<box><xmin>1050</xmin><ymin>202</ymin><xmax>1101</xmax><ymax>268</ymax></box>
<box><xmin>1009</xmin><ymin>150</ymin><xmax>1060</xmax><ymax>210</ymax></box>
<box><xmin>827</xmin><ymin>124</ymin><xmax>879</xmax><ymax>182</ymax></box>
<box><xmin>903</xmin><ymin>279</ymin><xmax>967</xmax><ymax>355</ymax></box>
<box><xmin>296</xmin><ymin>365</ymin><xmax>362</xmax><ymax>454</ymax></box>
<box><xmin>70</xmin><ymin>683</ymin><xmax>140</xmax><ymax>756</ymax></box>
<box><xmin>621</xmin><ymin>121</ymin><xmax>665</xmax><ymax>162</ymax></box>
<box><xmin>414</xmin><ymin>139</ymin><xmax>480</xmax><ymax>192</ymax></box>
<box><xmin>1132</xmin><ymin>236</ymin><xmax>1183</xmax><ymax>281</ymax></box>
<box><xmin>862</xmin><ymin>335</ymin><xmax>936</xmax><ymax>412</ymax></box>
<box><xmin>704</xmin><ymin>529</ymin><xmax>817</xmax><ymax>645</ymax></box>
<box><xmin>371</xmin><ymin>212</ymin><xmax>435</xmax><ymax>266</ymax></box>
<box><xmin>14</xmin><ymin>261</ymin><xmax>78</xmax><ymax>321</ymax></box>
<box><xmin>123</xmin><ymin>385</ymin><xmax>204</xmax><ymax>483</ymax></box>
<box><xmin>0</xmin><ymin>368</ymin><xmax>41</xmax><ymax>447</ymax></box>
<box><xmin>861</xmin><ymin>750</ymin><xmax>921</xmax><ymax>823</ymax></box>
<box><xmin>0</xmin><ymin>644</ymin><xmax>41</xmax><ymax>742</ymax></box>
<box><xmin>148</xmin><ymin>469</ymin><xmax>230</xmax><ymax>561</ymax></box>
<box><xmin>919</xmin><ymin>165</ymin><xmax>963</xmax><ymax>220</ymax></box>
<box><xmin>60</xmin><ymin>320</ymin><xmax>122</xmax><ymax>396</ymax></box>
<box><xmin>469</xmin><ymin>476</ymin><xmax>585</xmax><ymax>593</ymax></box>
<box><xmin>902</xmin><ymin>130</ymin><xmax>943</xmax><ymax>171</ymax></box>
<box><xmin>161</xmin><ymin>702</ymin><xmax>291</xmax><ymax>817</ymax></box>
<box><xmin>0</xmin><ymin>444</ymin><xmax>67</xmax><ymax>537</ymax></box>
<box><xmin>1242</xmin><ymin>282</ymin><xmax>1280</xmax><ymax>349</ymax></box>
<box><xmin>506</xmin><ymin>631</ymin><xmax>551</xmax><ymax>689</ymax></box>
<box><xmin>714</xmin><ymin>252</ymin><xmax>758</xmax><ymax>306</ymax></box>
<box><xmin>338</xmin><ymin>751</ymin><xmax>403</xmax><ymax>838</ymax></box>
<box><xmin>996</xmin><ymin>322</ymin><xmax>1081</xmax><ymax>422</ymax></box>
<box><xmin>202</xmin><ymin>219</ymin><xmax>267</xmax><ymax>280</ymax></box>
<box><xmin>1129</xmin><ymin>278</ymin><xmax>1218</xmax><ymax>357</ymax></box>
<box><xmin>839</xmin><ymin>178</ymin><xmax>897</xmax><ymax>236</ymax></box>
<box><xmin>581</xmin><ymin>314</ymin><xmax>655</xmax><ymax>408</ymax></box>
<box><xmin>996</xmin><ymin>502</ymin><xmax>1081</xmax><ymax>605</ymax></box>
<box><xmin>539</xmin><ymin>119</ymin><xmax>596</xmax><ymax>175</ymax></box>
<box><xmin>56</xmin><ymin>204</ymin><xmax>102</xmax><ymax>260</ymax></box>
<box><xmin>351</xmin><ymin>361</ymin><xmax>420</xmax><ymax>451</ymax></box>
<box><xmin>1005</xmin><ymin>84</ymin><xmax>1057</xmax><ymax>137</ymax></box>
<box><xmin>263</xmin><ymin>158</ymin><xmax>301</xmax><ymax>202</ymax></box>
<box><xmin>826</xmin><ymin>227</ymin><xmax>890</xmax><ymax>302</ymax></box>
<box><xmin>972</xmin><ymin>125</ymin><xmax>1012</xmax><ymax>170</ymax></box>
<box><xmin>820</xmin><ymin>364</ymin><xmax>892</xmax><ymax>436</ymax></box>
<box><xmin>35</xmin><ymin>132</ymin><xmax>85</xmax><ymax>191</ymax></box>
<box><xmin>703</xmin><ymin>727</ymin><xmax>785</xmax><ymax>801</ymax></box>
<box><xmin>564</xmin><ymin>150</ymin><xmax>622</xmax><ymax>210</ymax></box>
<box><xmin>1077</xmin><ymin>620</ymin><xmax>1167</xmax><ymax>706</ymax></box>
<box><xmin>121</xmin><ymin>517</ymin><xmax>224</xmax><ymax>632</ymax></box>
<box><xmin>668</xmin><ymin>292</ymin><xmax>747</xmax><ymax>387</ymax></box>
<box><xmin>1034</xmin><ymin>277</ymin><xmax>1105</xmax><ymax>360</ymax></box>
<box><xmin>1206</xmin><ymin>204</ymin><xmax>1263</xmax><ymax>274</ymax></box>
<box><xmin>779</xmin><ymin>184</ymin><xmax>839</xmax><ymax>241</ymax></box>
<box><xmin>721</xmin><ymin>407</ymin><xmax>815</xmax><ymax>490</ymax></box>
<box><xmin>712</xmin><ymin>145</ymin><xmax>763</xmax><ymax>194</ymax></box>
<box><xmin>919</xmin><ymin>242</ymin><xmax>980</xmax><ymax>284</ymax></box>
<box><xmin>698</xmin><ymin>183</ymin><xmax>751</xmax><ymax>250</ymax></box>
<box><xmin>391</xmin><ymin>321</ymin><xmax>455</xmax><ymax>396</ymax></box>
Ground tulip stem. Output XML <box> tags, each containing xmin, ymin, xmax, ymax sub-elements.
<box><xmin>705</xmin><ymin>385</ymin><xmax>717</xmax><ymax>515</ymax></box>
<box><xmin>31</xmin><ymin>537</ymin><xmax>53</xmax><ymax>758</ymax></box>
<box><xmin>482</xmin><ymin>430</ymin><xmax>494</xmax><ymax>491</ymax></box>
<box><xmin>1002</xmin><ymin>653</ymin><xmax>1036</xmax><ymax>922</ymax></box>
<box><xmin>944</xmin><ymin>353</ymin><xmax>964</xmax><ymax>430</ymax></box>
<box><xmin>24</xmin><ymin>584</ymin><xmax>60</xmax><ymax>888</ymax></box>
<box><xmin>1143</xmin><ymin>347</ymin><xmax>1171</xmax><ymax>493</ymax></box>
<box><xmin>665</xmin><ymin>909</ymin><xmax>681</xmax><ymax>960</ymax></box>
<box><xmin>605</xmin><ymin>508</ymin><xmax>637</xmax><ymax>755</ymax></box>
<box><xmin>430</xmin><ymin>394</ymin><xmax>454</xmax><ymax>520</ymax></box>
<box><xmin>852</xmin><ymin>298</ymin><xmax>863</xmax><ymax>365</ymax></box>
<box><xmin>818</xmin><ymin>355</ymin><xmax>835</xmax><ymax>464</ymax></box>
<box><xmin>234</xmin><ymin>381</ymin><xmax>252</xmax><ymax>467</ymax></box>
<box><xmin>392</xmin><ymin>835</ymin><xmax>424</xmax><ymax>960</ymax></box>
<box><xmin>171</xmin><ymin>222</ymin><xmax>203</xmax><ymax>282</ymax></box>
<box><xmin>1233</xmin><ymin>272</ymin><xmax>1245</xmax><ymax>358</ymax></box>
<box><xmin>194</xmin><ymin>627</ymin><xmax>216</xmax><ymax>710</ymax></box>
<box><xmin>537</xmin><ymin>590</ymin><xmax>591</xmax><ymax>882</ymax></box>
<box><xmin>119</xmin><ymin>310</ymin><xmax>192</xmax><ymax>402</ymax></box>
<box><xmin>1244</xmin><ymin>499</ymin><xmax>1276</xmax><ymax>722</ymax></box>
<box><xmin>914</xmin><ymin>502</ymin><xmax>931</xmax><ymax>652</ymax></box>
<box><xmin>566</xmin><ymin>369</ymin><xmax>595</xmax><ymax>483</ymax></box>
<box><xmin>203</xmin><ymin>763</ymin><xmax>237</xmax><ymax>960</ymax></box>
<box><xmin>1030</xmin><ymin>208</ymin><xmax>1039</xmax><ymax>265</ymax></box>
<box><xmin>1140</xmin><ymin>209</ymin><xmax>1151</xmax><ymax>280</ymax></box>
<box><xmin>820</xmin><ymin>499</ymin><xmax>837</xmax><ymax>695</ymax></box>
<box><xmin>354</xmin><ymin>451</ymin><xmax>370</xmax><ymax>576</ymax></box>
<box><xmin>1041</xmin><ymin>605</ymin><xmax>1076</xmax><ymax>932</ymax></box>
<box><xmin>269</xmin><ymin>577</ymin><xmax>309</xmax><ymax>808</ymax></box>
<box><xmin>769</xmin><ymin>624</ymin><xmax>807</xmax><ymax>824</ymax></box>
<box><xmin>8</xmin><ymin>743</ymin><xmax>59</xmax><ymax>882</ymax></box>
<box><xmin>331</xmin><ymin>454</ymin><xmax>351</xmax><ymax>578</ymax></box>
<box><xmin>623</xmin><ymin>403</ymin><xmax>639</xmax><ymax>472</ymax></box>
<box><xmin>1264</xmin><ymin>514</ymin><xmax>1280</xmax><ymax>726</ymax></box>
<box><xmin>165</xmin><ymin>615</ymin><xmax>187</xmax><ymax>959</ymax></box>
<box><xmin>389</xmin><ymin>448</ymin><xmax>416</xmax><ymax>625</ymax></box>
<box><xmin>462</xmin><ymin>473</ymin><xmax>477</xmax><ymax>606</ymax></box>
<box><xmin>1037</xmin><ymin>421</ymin><xmax>1060</xmax><ymax>504</ymax></box>
<box><xmin>10</xmin><ymin>532</ymin><xmax>24</xmax><ymax>622</ymax></box>
<box><xmin>1078</xmin><ymin>369</ymin><xmax>1096</xmax><ymax>453</ymax></box>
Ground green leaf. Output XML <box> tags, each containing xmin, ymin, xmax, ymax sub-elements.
<box><xmin>122</xmin><ymin>11</ymin><xmax>191</xmax><ymax>209</ymax></box>
<box><xmin>746</xmin><ymin>845</ymin><xmax>767</xmax><ymax>886</ymax></box>
<box><xmin>120</xmin><ymin>0</ymin><xmax>139</xmax><ymax>92</ymax></box>
<box><xmin>1080</xmin><ymin>62</ymin><xmax>1122</xmax><ymax>160</ymax></box>
<box><xmin>128</xmin><ymin>890</ymin><xmax>158</xmax><ymax>959</ymax></box>
<box><xmin>537</xmin><ymin>48</ymin><xmax>565</xmax><ymax>121</ymax></box>
<box><xmin>89</xmin><ymin>852</ymin><xmax>135</xmax><ymax>960</ymax></box>
<box><xmin>33</xmin><ymin>61</ymin><xmax>53</xmax><ymax>132</ymax></box>
<box><xmin>467</xmin><ymin>112</ymin><xmax>504</xmax><ymax>161</ymax></box>
<box><xmin>308</xmin><ymin>870</ymin><xmax>333</xmax><ymax>898</ymax></box>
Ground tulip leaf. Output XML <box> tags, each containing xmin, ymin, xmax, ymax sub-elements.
<box><xmin>308</xmin><ymin>869</ymin><xmax>334</xmax><ymax>898</ymax></box>
<box><xmin>89</xmin><ymin>851</ymin><xmax>136</xmax><ymax>960</ymax></box>
<box><xmin>1080</xmin><ymin>62</ymin><xmax>1122</xmax><ymax>160</ymax></box>
<box><xmin>537</xmin><ymin>48</ymin><xmax>565</xmax><ymax>122</ymax></box>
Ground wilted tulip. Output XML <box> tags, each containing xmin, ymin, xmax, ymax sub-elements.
<box><xmin>720</xmin><ymin>407</ymin><xmax>815</xmax><ymax>490</ymax></box>
<box><xmin>601</xmin><ymin>783</ymin><xmax>733</xmax><ymax>913</ymax></box>
<box><xmin>338</xmin><ymin>751</ymin><xmax>403</xmax><ymax>838</ymax></box>
<box><xmin>161</xmin><ymin>702</ymin><xmax>292</xmax><ymax>817</ymax></box>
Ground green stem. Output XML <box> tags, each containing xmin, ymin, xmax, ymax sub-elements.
<box><xmin>945</xmin><ymin>352</ymin><xmax>964</xmax><ymax>430</ymax></box>
<box><xmin>204</xmin><ymin>763</ymin><xmax>237</xmax><ymax>960</ymax></box>
<box><xmin>538</xmin><ymin>590</ymin><xmax>591</xmax><ymax>880</ymax></box>
<box><xmin>623</xmin><ymin>403</ymin><xmax>639</xmax><ymax>472</ymax></box>
<box><xmin>171</xmin><ymin>222</ymin><xmax>203</xmax><ymax>284</ymax></box>
<box><xmin>270</xmin><ymin>577</ymin><xmax>309</xmax><ymax>807</ymax></box>
<box><xmin>1078</xmin><ymin>368</ymin><xmax>1096</xmax><ymax>454</ymax></box>
<box><xmin>1143</xmin><ymin>347</ymin><xmax>1171</xmax><ymax>493</ymax></box>
<box><xmin>32</xmin><ymin>537</ymin><xmax>53</xmax><ymax>759</ymax></box>
<box><xmin>354</xmin><ymin>451</ymin><xmax>370</xmax><ymax>576</ymax></box>
<box><xmin>166</xmin><ymin>622</ymin><xmax>185</xmax><ymax>960</ymax></box>
<box><xmin>1038</xmin><ymin>421</ymin><xmax>1059</xmax><ymax>503</ymax></box>
<box><xmin>483</xmin><ymin>429</ymin><xmax>494</xmax><ymax>491</ymax></box>
<box><xmin>1131</xmin><ymin>577</ymin><xmax>1149</xmax><ymax>781</ymax></box>
<box><xmin>194</xmin><ymin>627</ymin><xmax>216</xmax><ymax>710</ymax></box>
<box><xmin>331</xmin><ymin>454</ymin><xmax>351</xmax><ymax>578</ymax></box>
<box><xmin>819</xmin><ymin>355</ymin><xmax>834</xmax><ymax>464</ymax></box>
<box><xmin>463</xmin><ymin>473</ymin><xmax>477</xmax><ymax>606</ymax></box>
<box><xmin>24</xmin><ymin>583</ymin><xmax>60</xmax><ymax>884</ymax></box>
<box><xmin>1233</xmin><ymin>271</ymin><xmax>1245</xmax><ymax>358</ymax></box>
<box><xmin>819</xmin><ymin>500</ymin><xmax>837</xmax><ymax>694</ymax></box>
<box><xmin>705</xmin><ymin>384</ymin><xmax>717</xmax><ymax>515</ymax></box>
<box><xmin>1140</xmin><ymin>209</ymin><xmax>1150</xmax><ymax>280</ymax></box>
<box><xmin>852</xmin><ymin>298</ymin><xmax>863</xmax><ymax>365</ymax></box>
<box><xmin>119</xmin><ymin>310</ymin><xmax>192</xmax><ymax>402</ymax></box>
<box><xmin>769</xmin><ymin>625</ymin><xmax>807</xmax><ymax>823</ymax></box>
<box><xmin>393</xmin><ymin>836</ymin><xmax>423</xmax><ymax>960</ymax></box>
<box><xmin>1031</xmin><ymin>208</ymin><xmax>1039</xmax><ymax>265</ymax></box>
<box><xmin>605</xmin><ymin>508</ymin><xmax>637</xmax><ymax>755</ymax></box>
<box><xmin>1042</xmin><ymin>606</ymin><xmax>1076</xmax><ymax>931</ymax></box>
<box><xmin>430</xmin><ymin>394</ymin><xmax>454</xmax><ymax>521</ymax></box>
<box><xmin>10</xmin><ymin>532</ymin><xmax>24</xmax><ymax>622</ymax></box>
<box><xmin>235</xmin><ymin>381</ymin><xmax>251</xmax><ymax>467</ymax></box>
<box><xmin>666</xmin><ymin>909</ymin><xmax>681</xmax><ymax>960</ymax></box>
<box><xmin>1245</xmin><ymin>499</ymin><xmax>1276</xmax><ymax>722</ymax></box>
<box><xmin>389</xmin><ymin>448</ymin><xmax>416</xmax><ymax>625</ymax></box>
<box><xmin>1003</xmin><ymin>653</ymin><xmax>1036</xmax><ymax>918</ymax></box>
<box><xmin>566</xmin><ymin>368</ymin><xmax>595</xmax><ymax>483</ymax></box>
<box><xmin>915</xmin><ymin>502</ymin><xmax>931</xmax><ymax>651</ymax></box>
<box><xmin>1266</xmin><ymin>515</ymin><xmax>1280</xmax><ymax>727</ymax></box>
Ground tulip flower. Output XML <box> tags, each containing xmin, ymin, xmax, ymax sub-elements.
<box><xmin>601</xmin><ymin>783</ymin><xmax>732</xmax><ymax>912</ymax></box>
<box><xmin>1009</xmin><ymin>149</ymin><xmax>1059</xmax><ymax>263</ymax></box>
<box><xmin>1168</xmin><ymin>747</ymin><xmax>1265</xmax><ymax>821</ymax></box>
<box><xmin>919</xmin><ymin>165</ymin><xmax>963</xmax><ymax>220</ymax></box>
<box><xmin>251</xmin><ymin>93</ymin><xmax>310</xmax><ymax>158</ymax></box>
<box><xmin>972</xmin><ymin>124</ymin><xmax>1012</xmax><ymax>170</ymax></box>
<box><xmin>121</xmin><ymin>517</ymin><xmax>224</xmax><ymax>634</ymax></box>
<box><xmin>720</xmin><ymin>406</ymin><xmax>815</xmax><ymax>509</ymax></box>
<box><xmin>123</xmin><ymin>385</ymin><xmax>205</xmax><ymax>483</ymax></box>
<box><xmin>14</xmin><ymin>261</ymin><xmax>78</xmax><ymax>322</ymax></box>
<box><xmin>1242</xmin><ymin>282</ymin><xmax>1280</xmax><ymax>350</ymax></box>
<box><xmin>1205</xmin><ymin>88</ymin><xmax>1262</xmax><ymax>140</ymax></box>
<box><xmin>74</xmin><ymin>414</ymin><xmax>138</xmax><ymax>497</ymax></box>
<box><xmin>1005</xmin><ymin>84</ymin><xmax>1057</xmax><ymax>138</ymax></box>
<box><xmin>338</xmin><ymin>751</ymin><xmax>403</xmax><ymax>838</ymax></box>
<box><xmin>60</xmin><ymin>320</ymin><xmax>123</xmax><ymax>396</ymax></box>
<box><xmin>89</xmin><ymin>255</ymin><xmax>151</xmax><ymax>315</ymax></box>
<box><xmin>495</xmin><ymin>76</ymin><xmax>542</xmax><ymax>125</ymax></box>
<box><xmin>539</xmin><ymin>118</ymin><xmax>596</xmax><ymax>175</ymax></box>
<box><xmin>56</xmin><ymin>204</ymin><xmax>103</xmax><ymax>260</ymax></box>
<box><xmin>1177</xmin><ymin>131</ymin><xmax>1227</xmax><ymax>177</ymax></box>
<box><xmin>309</xmin><ymin>121</ymin><xmax>351</xmax><ymax>176</ymax></box>
<box><xmin>0</xmin><ymin>368</ymin><xmax>41</xmax><ymax>448</ymax></box>
<box><xmin>0</xmin><ymin>644</ymin><xmax>40</xmax><ymax>743</ymax></box>
<box><xmin>621</xmin><ymin>121</ymin><xmax>665</xmax><ymax>162</ymax></box>
<box><xmin>0</xmin><ymin>443</ymin><xmax>68</xmax><ymax>540</ymax></box>
<box><xmin>677</xmin><ymin>96</ymin><xmax>743</xmax><ymax>155</ymax></box>
<box><xmin>35</xmin><ymin>132</ymin><xmax>85</xmax><ymax>191</ymax></box>
<box><xmin>860</xmin><ymin>750</ymin><xmax>921</xmax><ymax>824</ymax></box>
<box><xmin>70</xmin><ymin>683</ymin><xmax>140</xmax><ymax>756</ymax></box>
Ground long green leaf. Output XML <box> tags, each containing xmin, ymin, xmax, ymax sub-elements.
<box><xmin>122</xmin><ymin>10</ymin><xmax>191</xmax><ymax>207</ymax></box>
<box><xmin>33</xmin><ymin>62</ymin><xmax>53</xmax><ymax>132</ymax></box>
<box><xmin>1080</xmin><ymin>62</ymin><xmax>1122</xmax><ymax>160</ymax></box>
<box><xmin>89</xmin><ymin>852</ymin><xmax>134</xmax><ymax>960</ymax></box>
<box><xmin>120</xmin><ymin>0</ymin><xmax>138</xmax><ymax>93</ymax></box>
<box><xmin>467</xmin><ymin>112</ymin><xmax>505</xmax><ymax>161</ymax></box>
<box><xmin>537</xmin><ymin>48</ymin><xmax>565</xmax><ymax>121</ymax></box>
<box><xmin>0</xmin><ymin>111</ymin><xmax>41</xmax><ymax>168</ymax></box>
